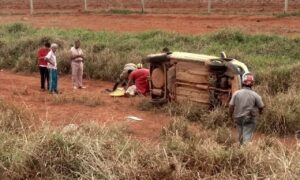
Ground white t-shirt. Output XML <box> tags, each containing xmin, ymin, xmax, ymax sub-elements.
<box><xmin>70</xmin><ymin>47</ymin><xmax>83</xmax><ymax>62</ymax></box>
<box><xmin>45</xmin><ymin>50</ymin><xmax>57</xmax><ymax>69</ymax></box>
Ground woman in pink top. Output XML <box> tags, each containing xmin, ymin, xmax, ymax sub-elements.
<box><xmin>126</xmin><ymin>68</ymin><xmax>150</xmax><ymax>96</ymax></box>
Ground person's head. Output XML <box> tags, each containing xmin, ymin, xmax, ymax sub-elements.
<box><xmin>74</xmin><ymin>40</ymin><xmax>80</xmax><ymax>49</ymax></box>
<box><xmin>45</xmin><ymin>42</ymin><xmax>51</xmax><ymax>49</ymax></box>
<box><xmin>242</xmin><ymin>73</ymin><xmax>254</xmax><ymax>87</ymax></box>
<box><xmin>162</xmin><ymin>47</ymin><xmax>170</xmax><ymax>53</ymax></box>
<box><xmin>136</xmin><ymin>63</ymin><xmax>143</xmax><ymax>69</ymax></box>
<box><xmin>51</xmin><ymin>43</ymin><xmax>58</xmax><ymax>53</ymax></box>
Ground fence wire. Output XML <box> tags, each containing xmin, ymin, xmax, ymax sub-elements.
<box><xmin>0</xmin><ymin>0</ymin><xmax>299</xmax><ymax>14</ymax></box>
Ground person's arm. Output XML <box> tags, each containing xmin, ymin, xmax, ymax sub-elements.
<box><xmin>36</xmin><ymin>56</ymin><xmax>39</xmax><ymax>66</ymax></box>
<box><xmin>45</xmin><ymin>52</ymin><xmax>54</xmax><ymax>66</ymax></box>
<box><xmin>70</xmin><ymin>48</ymin><xmax>84</xmax><ymax>60</ymax></box>
<box><xmin>37</xmin><ymin>49</ymin><xmax>41</xmax><ymax>66</ymax></box>
<box><xmin>229</xmin><ymin>105</ymin><xmax>235</xmax><ymax>120</ymax></box>
<box><xmin>228</xmin><ymin>93</ymin><xmax>236</xmax><ymax>121</ymax></box>
<box><xmin>126</xmin><ymin>78</ymin><xmax>134</xmax><ymax>90</ymax></box>
<box><xmin>255</xmin><ymin>94</ymin><xmax>264</xmax><ymax>115</ymax></box>
<box><xmin>258</xmin><ymin>107</ymin><xmax>264</xmax><ymax>114</ymax></box>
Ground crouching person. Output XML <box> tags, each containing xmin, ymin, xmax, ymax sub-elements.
<box><xmin>229</xmin><ymin>73</ymin><xmax>264</xmax><ymax>145</ymax></box>
<box><xmin>126</xmin><ymin>67</ymin><xmax>150</xmax><ymax>96</ymax></box>
<box><xmin>45</xmin><ymin>43</ymin><xmax>59</xmax><ymax>94</ymax></box>
<box><xmin>109</xmin><ymin>63</ymin><xmax>137</xmax><ymax>92</ymax></box>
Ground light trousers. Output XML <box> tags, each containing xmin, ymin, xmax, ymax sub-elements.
<box><xmin>72</xmin><ymin>61</ymin><xmax>83</xmax><ymax>87</ymax></box>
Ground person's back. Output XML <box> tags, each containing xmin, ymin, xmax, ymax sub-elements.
<box><xmin>129</xmin><ymin>68</ymin><xmax>149</xmax><ymax>95</ymax></box>
<box><xmin>230</xmin><ymin>87</ymin><xmax>263</xmax><ymax>119</ymax></box>
<box><xmin>37</xmin><ymin>47</ymin><xmax>50</xmax><ymax>67</ymax></box>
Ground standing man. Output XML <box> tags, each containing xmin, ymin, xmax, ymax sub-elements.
<box><xmin>70</xmin><ymin>40</ymin><xmax>85</xmax><ymax>89</ymax></box>
<box><xmin>45</xmin><ymin>43</ymin><xmax>59</xmax><ymax>94</ymax></box>
<box><xmin>126</xmin><ymin>67</ymin><xmax>150</xmax><ymax>96</ymax></box>
<box><xmin>37</xmin><ymin>42</ymin><xmax>51</xmax><ymax>91</ymax></box>
<box><xmin>229</xmin><ymin>73</ymin><xmax>264</xmax><ymax>145</ymax></box>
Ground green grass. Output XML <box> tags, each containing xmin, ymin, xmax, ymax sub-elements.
<box><xmin>275</xmin><ymin>11</ymin><xmax>300</xmax><ymax>17</ymax></box>
<box><xmin>0</xmin><ymin>22</ymin><xmax>300</xmax><ymax>135</ymax></box>
<box><xmin>0</xmin><ymin>23</ymin><xmax>300</xmax><ymax>81</ymax></box>
<box><xmin>108</xmin><ymin>9</ymin><xmax>143</xmax><ymax>14</ymax></box>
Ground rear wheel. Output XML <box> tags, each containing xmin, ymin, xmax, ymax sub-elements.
<box><xmin>207</xmin><ymin>59</ymin><xmax>227</xmax><ymax>71</ymax></box>
<box><xmin>144</xmin><ymin>54</ymin><xmax>169</xmax><ymax>63</ymax></box>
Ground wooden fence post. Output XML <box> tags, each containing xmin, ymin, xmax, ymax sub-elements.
<box><xmin>208</xmin><ymin>0</ymin><xmax>211</xmax><ymax>14</ymax></box>
<box><xmin>141</xmin><ymin>0</ymin><xmax>145</xmax><ymax>13</ymax></box>
<box><xmin>30</xmin><ymin>0</ymin><xmax>34</xmax><ymax>15</ymax></box>
<box><xmin>84</xmin><ymin>0</ymin><xmax>88</xmax><ymax>11</ymax></box>
<box><xmin>284</xmin><ymin>0</ymin><xmax>288</xmax><ymax>13</ymax></box>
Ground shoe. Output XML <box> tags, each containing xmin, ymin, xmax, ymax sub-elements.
<box><xmin>73</xmin><ymin>86</ymin><xmax>78</xmax><ymax>90</ymax></box>
<box><xmin>79</xmin><ymin>86</ymin><xmax>86</xmax><ymax>89</ymax></box>
<box><xmin>105</xmin><ymin>88</ymin><xmax>113</xmax><ymax>92</ymax></box>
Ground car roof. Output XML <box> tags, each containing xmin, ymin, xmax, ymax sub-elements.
<box><xmin>168</xmin><ymin>52</ymin><xmax>219</xmax><ymax>62</ymax></box>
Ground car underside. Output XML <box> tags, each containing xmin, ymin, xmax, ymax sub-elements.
<box><xmin>145</xmin><ymin>52</ymin><xmax>249</xmax><ymax>108</ymax></box>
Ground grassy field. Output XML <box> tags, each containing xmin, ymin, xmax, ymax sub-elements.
<box><xmin>0</xmin><ymin>100</ymin><xmax>299</xmax><ymax>179</ymax></box>
<box><xmin>0</xmin><ymin>22</ymin><xmax>299</xmax><ymax>134</ymax></box>
<box><xmin>0</xmin><ymin>23</ymin><xmax>300</xmax><ymax>179</ymax></box>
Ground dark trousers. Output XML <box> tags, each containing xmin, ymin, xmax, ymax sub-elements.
<box><xmin>39</xmin><ymin>66</ymin><xmax>49</xmax><ymax>90</ymax></box>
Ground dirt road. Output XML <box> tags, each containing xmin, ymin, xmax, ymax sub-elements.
<box><xmin>0</xmin><ymin>14</ymin><xmax>300</xmax><ymax>35</ymax></box>
<box><xmin>0</xmin><ymin>70</ymin><xmax>170</xmax><ymax>141</ymax></box>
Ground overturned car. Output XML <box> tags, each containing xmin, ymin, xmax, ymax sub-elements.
<box><xmin>144</xmin><ymin>52</ymin><xmax>249</xmax><ymax>107</ymax></box>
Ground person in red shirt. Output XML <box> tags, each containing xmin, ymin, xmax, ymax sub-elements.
<box><xmin>37</xmin><ymin>42</ymin><xmax>51</xmax><ymax>91</ymax></box>
<box><xmin>126</xmin><ymin>68</ymin><xmax>150</xmax><ymax>96</ymax></box>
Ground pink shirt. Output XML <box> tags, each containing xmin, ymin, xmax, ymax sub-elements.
<box><xmin>128</xmin><ymin>68</ymin><xmax>150</xmax><ymax>95</ymax></box>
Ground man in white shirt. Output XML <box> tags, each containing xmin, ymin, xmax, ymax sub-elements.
<box><xmin>70</xmin><ymin>40</ymin><xmax>85</xmax><ymax>89</ymax></box>
<box><xmin>45</xmin><ymin>43</ymin><xmax>58</xmax><ymax>94</ymax></box>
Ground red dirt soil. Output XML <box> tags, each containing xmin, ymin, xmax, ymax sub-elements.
<box><xmin>0</xmin><ymin>14</ymin><xmax>300</xmax><ymax>35</ymax></box>
<box><xmin>1</xmin><ymin>0</ymin><xmax>300</xmax><ymax>14</ymax></box>
<box><xmin>0</xmin><ymin>70</ymin><xmax>170</xmax><ymax>141</ymax></box>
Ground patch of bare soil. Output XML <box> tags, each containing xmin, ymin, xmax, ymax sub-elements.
<box><xmin>0</xmin><ymin>14</ymin><xmax>300</xmax><ymax>35</ymax></box>
<box><xmin>0</xmin><ymin>70</ymin><xmax>170</xmax><ymax>141</ymax></box>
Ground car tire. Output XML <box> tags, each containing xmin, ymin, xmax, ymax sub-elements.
<box><xmin>144</xmin><ymin>54</ymin><xmax>169</xmax><ymax>63</ymax></box>
<box><xmin>207</xmin><ymin>59</ymin><xmax>227</xmax><ymax>71</ymax></box>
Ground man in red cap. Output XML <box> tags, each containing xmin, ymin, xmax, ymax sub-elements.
<box><xmin>229</xmin><ymin>73</ymin><xmax>264</xmax><ymax>145</ymax></box>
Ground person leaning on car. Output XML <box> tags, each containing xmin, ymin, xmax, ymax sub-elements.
<box><xmin>107</xmin><ymin>63</ymin><xmax>143</xmax><ymax>92</ymax></box>
<box><xmin>126</xmin><ymin>67</ymin><xmax>150</xmax><ymax>96</ymax></box>
<box><xmin>229</xmin><ymin>73</ymin><xmax>264</xmax><ymax>145</ymax></box>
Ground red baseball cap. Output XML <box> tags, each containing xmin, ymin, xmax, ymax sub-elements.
<box><xmin>242</xmin><ymin>73</ymin><xmax>254</xmax><ymax>86</ymax></box>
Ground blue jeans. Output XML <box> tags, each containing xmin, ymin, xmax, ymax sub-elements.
<box><xmin>235</xmin><ymin>116</ymin><xmax>256</xmax><ymax>144</ymax></box>
<box><xmin>48</xmin><ymin>68</ymin><xmax>57</xmax><ymax>92</ymax></box>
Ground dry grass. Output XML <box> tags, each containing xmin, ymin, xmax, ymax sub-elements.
<box><xmin>0</xmin><ymin>101</ymin><xmax>299</xmax><ymax>179</ymax></box>
<box><xmin>51</xmin><ymin>94</ymin><xmax>104</xmax><ymax>107</ymax></box>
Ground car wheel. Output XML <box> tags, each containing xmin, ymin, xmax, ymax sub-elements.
<box><xmin>207</xmin><ymin>59</ymin><xmax>227</xmax><ymax>71</ymax></box>
<box><xmin>144</xmin><ymin>54</ymin><xmax>169</xmax><ymax>63</ymax></box>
